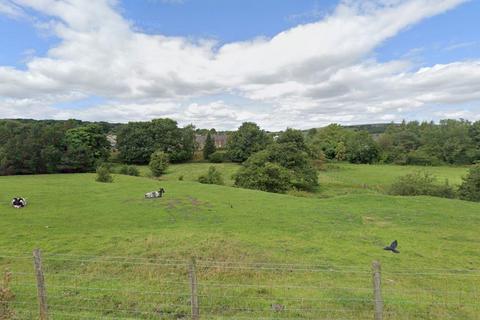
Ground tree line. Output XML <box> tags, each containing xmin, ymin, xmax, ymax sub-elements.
<box><xmin>0</xmin><ymin>118</ymin><xmax>196</xmax><ymax>175</ymax></box>
<box><xmin>222</xmin><ymin>120</ymin><xmax>480</xmax><ymax>194</ymax></box>
<box><xmin>0</xmin><ymin>119</ymin><xmax>111</xmax><ymax>175</ymax></box>
<box><xmin>2</xmin><ymin>118</ymin><xmax>479</xmax><ymax>179</ymax></box>
<box><xmin>303</xmin><ymin>119</ymin><xmax>480</xmax><ymax>165</ymax></box>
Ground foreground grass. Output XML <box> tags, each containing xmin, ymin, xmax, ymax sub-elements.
<box><xmin>0</xmin><ymin>170</ymin><xmax>479</xmax><ymax>319</ymax></box>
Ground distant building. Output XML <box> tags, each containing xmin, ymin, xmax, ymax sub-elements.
<box><xmin>195</xmin><ymin>134</ymin><xmax>228</xmax><ymax>150</ymax></box>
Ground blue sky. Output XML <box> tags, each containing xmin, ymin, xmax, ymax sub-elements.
<box><xmin>0</xmin><ymin>0</ymin><xmax>479</xmax><ymax>130</ymax></box>
<box><xmin>2</xmin><ymin>0</ymin><xmax>479</xmax><ymax>68</ymax></box>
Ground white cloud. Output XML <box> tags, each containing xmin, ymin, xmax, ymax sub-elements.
<box><xmin>0</xmin><ymin>0</ymin><xmax>478</xmax><ymax>130</ymax></box>
<box><xmin>0</xmin><ymin>0</ymin><xmax>24</xmax><ymax>18</ymax></box>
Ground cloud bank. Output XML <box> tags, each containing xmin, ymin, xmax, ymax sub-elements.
<box><xmin>0</xmin><ymin>0</ymin><xmax>478</xmax><ymax>130</ymax></box>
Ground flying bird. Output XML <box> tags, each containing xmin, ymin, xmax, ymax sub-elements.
<box><xmin>384</xmin><ymin>240</ymin><xmax>400</xmax><ymax>253</ymax></box>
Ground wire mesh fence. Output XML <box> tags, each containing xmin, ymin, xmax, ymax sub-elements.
<box><xmin>0</xmin><ymin>251</ymin><xmax>479</xmax><ymax>319</ymax></box>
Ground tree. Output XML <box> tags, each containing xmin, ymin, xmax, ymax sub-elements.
<box><xmin>234</xmin><ymin>130</ymin><xmax>318</xmax><ymax>193</ymax></box>
<box><xmin>168</xmin><ymin>123</ymin><xmax>196</xmax><ymax>163</ymax></box>
<box><xmin>227</xmin><ymin>122</ymin><xmax>272</xmax><ymax>162</ymax></box>
<box><xmin>0</xmin><ymin>119</ymin><xmax>95</xmax><ymax>175</ymax></box>
<box><xmin>117</xmin><ymin>119</ymin><xmax>195</xmax><ymax>164</ymax></box>
<box><xmin>277</xmin><ymin>128</ymin><xmax>310</xmax><ymax>154</ymax></box>
<box><xmin>203</xmin><ymin>132</ymin><xmax>216</xmax><ymax>160</ymax></box>
<box><xmin>149</xmin><ymin>151</ymin><xmax>169</xmax><ymax>177</ymax></box>
<box><xmin>377</xmin><ymin>120</ymin><xmax>478</xmax><ymax>165</ymax></box>
<box><xmin>307</xmin><ymin>124</ymin><xmax>350</xmax><ymax>160</ymax></box>
<box><xmin>234</xmin><ymin>161</ymin><xmax>292</xmax><ymax>193</ymax></box>
<box><xmin>267</xmin><ymin>143</ymin><xmax>318</xmax><ymax>191</ymax></box>
<box><xmin>335</xmin><ymin>142</ymin><xmax>347</xmax><ymax>161</ymax></box>
<box><xmin>346</xmin><ymin>130</ymin><xmax>380</xmax><ymax>164</ymax></box>
<box><xmin>458</xmin><ymin>165</ymin><xmax>480</xmax><ymax>202</ymax></box>
<box><xmin>63</xmin><ymin>124</ymin><xmax>110</xmax><ymax>172</ymax></box>
<box><xmin>117</xmin><ymin>122</ymin><xmax>155</xmax><ymax>164</ymax></box>
<box><xmin>64</xmin><ymin>124</ymin><xmax>110</xmax><ymax>160</ymax></box>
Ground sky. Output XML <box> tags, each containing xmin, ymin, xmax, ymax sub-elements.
<box><xmin>0</xmin><ymin>0</ymin><xmax>479</xmax><ymax>130</ymax></box>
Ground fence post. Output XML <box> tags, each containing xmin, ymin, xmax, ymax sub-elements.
<box><xmin>189</xmin><ymin>257</ymin><xmax>200</xmax><ymax>320</ymax></box>
<box><xmin>372</xmin><ymin>260</ymin><xmax>383</xmax><ymax>320</ymax></box>
<box><xmin>33</xmin><ymin>249</ymin><xmax>48</xmax><ymax>320</ymax></box>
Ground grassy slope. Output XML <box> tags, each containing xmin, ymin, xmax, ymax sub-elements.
<box><xmin>0</xmin><ymin>166</ymin><xmax>479</xmax><ymax>319</ymax></box>
<box><xmin>150</xmin><ymin>161</ymin><xmax>469</xmax><ymax>196</ymax></box>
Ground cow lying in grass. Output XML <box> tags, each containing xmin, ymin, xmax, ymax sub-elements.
<box><xmin>12</xmin><ymin>197</ymin><xmax>27</xmax><ymax>208</ymax></box>
<box><xmin>145</xmin><ymin>188</ymin><xmax>165</xmax><ymax>199</ymax></box>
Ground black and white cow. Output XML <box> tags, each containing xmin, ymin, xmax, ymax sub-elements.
<box><xmin>145</xmin><ymin>188</ymin><xmax>165</xmax><ymax>199</ymax></box>
<box><xmin>12</xmin><ymin>197</ymin><xmax>27</xmax><ymax>208</ymax></box>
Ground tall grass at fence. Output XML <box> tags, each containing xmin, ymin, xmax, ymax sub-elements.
<box><xmin>1</xmin><ymin>253</ymin><xmax>479</xmax><ymax>319</ymax></box>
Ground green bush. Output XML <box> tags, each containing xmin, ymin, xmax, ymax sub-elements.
<box><xmin>118</xmin><ymin>165</ymin><xmax>139</xmax><ymax>176</ymax></box>
<box><xmin>234</xmin><ymin>162</ymin><xmax>292</xmax><ymax>193</ymax></box>
<box><xmin>198</xmin><ymin>166</ymin><xmax>224</xmax><ymax>185</ymax></box>
<box><xmin>458</xmin><ymin>165</ymin><xmax>480</xmax><ymax>202</ymax></box>
<box><xmin>149</xmin><ymin>151</ymin><xmax>169</xmax><ymax>177</ymax></box>
<box><xmin>178</xmin><ymin>175</ymin><xmax>184</xmax><ymax>181</ymax></box>
<box><xmin>233</xmin><ymin>130</ymin><xmax>318</xmax><ymax>193</ymax></box>
<box><xmin>405</xmin><ymin>149</ymin><xmax>441</xmax><ymax>166</ymax></box>
<box><xmin>388</xmin><ymin>171</ymin><xmax>455</xmax><ymax>198</ymax></box>
<box><xmin>209</xmin><ymin>151</ymin><xmax>225</xmax><ymax>163</ymax></box>
<box><xmin>96</xmin><ymin>166</ymin><xmax>113</xmax><ymax>183</ymax></box>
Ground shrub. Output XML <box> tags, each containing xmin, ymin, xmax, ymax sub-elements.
<box><xmin>458</xmin><ymin>165</ymin><xmax>480</xmax><ymax>202</ymax></box>
<box><xmin>388</xmin><ymin>171</ymin><xmax>455</xmax><ymax>198</ymax></box>
<box><xmin>198</xmin><ymin>166</ymin><xmax>224</xmax><ymax>185</ymax></box>
<box><xmin>209</xmin><ymin>151</ymin><xmax>225</xmax><ymax>163</ymax></box>
<box><xmin>234</xmin><ymin>162</ymin><xmax>292</xmax><ymax>193</ymax></box>
<box><xmin>96</xmin><ymin>165</ymin><xmax>113</xmax><ymax>183</ymax></box>
<box><xmin>178</xmin><ymin>175</ymin><xmax>184</xmax><ymax>181</ymax></box>
<box><xmin>118</xmin><ymin>165</ymin><xmax>139</xmax><ymax>176</ymax></box>
<box><xmin>149</xmin><ymin>151</ymin><xmax>169</xmax><ymax>177</ymax></box>
<box><xmin>405</xmin><ymin>149</ymin><xmax>441</xmax><ymax>166</ymax></box>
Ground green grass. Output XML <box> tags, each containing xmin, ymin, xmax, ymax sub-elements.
<box><xmin>0</xmin><ymin>164</ymin><xmax>479</xmax><ymax>319</ymax></box>
<box><xmin>143</xmin><ymin>161</ymin><xmax>469</xmax><ymax>197</ymax></box>
<box><xmin>161</xmin><ymin>162</ymin><xmax>240</xmax><ymax>186</ymax></box>
<box><xmin>317</xmin><ymin>162</ymin><xmax>470</xmax><ymax>197</ymax></box>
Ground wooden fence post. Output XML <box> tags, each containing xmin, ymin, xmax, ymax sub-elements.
<box><xmin>372</xmin><ymin>260</ymin><xmax>383</xmax><ymax>320</ymax></box>
<box><xmin>189</xmin><ymin>257</ymin><xmax>200</xmax><ymax>320</ymax></box>
<box><xmin>33</xmin><ymin>249</ymin><xmax>48</xmax><ymax>320</ymax></box>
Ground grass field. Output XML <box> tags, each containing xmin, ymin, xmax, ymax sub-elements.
<box><xmin>0</xmin><ymin>164</ymin><xmax>479</xmax><ymax>319</ymax></box>
<box><xmin>152</xmin><ymin>161</ymin><xmax>469</xmax><ymax>197</ymax></box>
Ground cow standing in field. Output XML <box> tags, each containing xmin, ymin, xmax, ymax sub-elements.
<box><xmin>12</xmin><ymin>197</ymin><xmax>27</xmax><ymax>208</ymax></box>
<box><xmin>145</xmin><ymin>188</ymin><xmax>165</xmax><ymax>199</ymax></box>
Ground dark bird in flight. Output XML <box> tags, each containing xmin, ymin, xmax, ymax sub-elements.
<box><xmin>384</xmin><ymin>240</ymin><xmax>400</xmax><ymax>253</ymax></box>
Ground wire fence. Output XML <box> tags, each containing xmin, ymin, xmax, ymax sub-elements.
<box><xmin>0</xmin><ymin>250</ymin><xmax>479</xmax><ymax>319</ymax></box>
